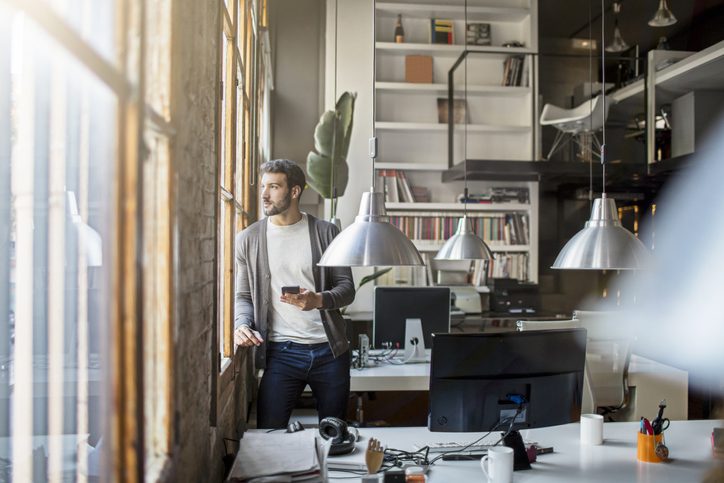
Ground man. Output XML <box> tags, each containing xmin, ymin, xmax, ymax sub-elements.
<box><xmin>234</xmin><ymin>159</ymin><xmax>355</xmax><ymax>429</ymax></box>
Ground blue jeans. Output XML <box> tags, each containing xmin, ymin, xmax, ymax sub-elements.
<box><xmin>257</xmin><ymin>341</ymin><xmax>350</xmax><ymax>429</ymax></box>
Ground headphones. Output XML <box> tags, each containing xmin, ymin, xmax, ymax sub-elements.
<box><xmin>319</xmin><ymin>417</ymin><xmax>358</xmax><ymax>456</ymax></box>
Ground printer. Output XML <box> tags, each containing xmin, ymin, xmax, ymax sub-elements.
<box><xmin>449</xmin><ymin>286</ymin><xmax>483</xmax><ymax>314</ymax></box>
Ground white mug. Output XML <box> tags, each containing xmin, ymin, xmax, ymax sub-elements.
<box><xmin>580</xmin><ymin>413</ymin><xmax>604</xmax><ymax>445</ymax></box>
<box><xmin>480</xmin><ymin>446</ymin><xmax>514</xmax><ymax>483</ymax></box>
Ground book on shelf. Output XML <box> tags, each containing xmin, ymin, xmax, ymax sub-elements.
<box><xmin>411</xmin><ymin>186</ymin><xmax>431</xmax><ymax>203</ymax></box>
<box><xmin>488</xmin><ymin>253</ymin><xmax>529</xmax><ymax>282</ymax></box>
<box><xmin>385</xmin><ymin>212</ymin><xmax>529</xmax><ymax>246</ymax></box>
<box><xmin>377</xmin><ymin>169</ymin><xmax>415</xmax><ymax>203</ymax></box>
<box><xmin>437</xmin><ymin>98</ymin><xmax>467</xmax><ymax>124</ymax></box>
<box><xmin>466</xmin><ymin>22</ymin><xmax>491</xmax><ymax>46</ymax></box>
<box><xmin>502</xmin><ymin>55</ymin><xmax>526</xmax><ymax>87</ymax></box>
<box><xmin>396</xmin><ymin>170</ymin><xmax>415</xmax><ymax>203</ymax></box>
<box><xmin>430</xmin><ymin>18</ymin><xmax>454</xmax><ymax>44</ymax></box>
<box><xmin>459</xmin><ymin>187</ymin><xmax>529</xmax><ymax>204</ymax></box>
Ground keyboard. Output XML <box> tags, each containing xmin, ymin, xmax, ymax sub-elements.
<box><xmin>414</xmin><ymin>439</ymin><xmax>498</xmax><ymax>454</ymax></box>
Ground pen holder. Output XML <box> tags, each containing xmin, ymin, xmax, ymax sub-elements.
<box><xmin>637</xmin><ymin>432</ymin><xmax>665</xmax><ymax>463</ymax></box>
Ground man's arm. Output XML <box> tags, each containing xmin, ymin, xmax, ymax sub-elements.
<box><xmin>234</xmin><ymin>234</ymin><xmax>263</xmax><ymax>346</ymax></box>
<box><xmin>319</xmin><ymin>264</ymin><xmax>355</xmax><ymax>310</ymax></box>
<box><xmin>318</xmin><ymin>224</ymin><xmax>355</xmax><ymax>310</ymax></box>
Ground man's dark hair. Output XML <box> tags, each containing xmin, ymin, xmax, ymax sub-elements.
<box><xmin>260</xmin><ymin>159</ymin><xmax>306</xmax><ymax>195</ymax></box>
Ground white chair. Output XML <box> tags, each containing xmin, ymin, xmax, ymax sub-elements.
<box><xmin>572</xmin><ymin>310</ymin><xmax>634</xmax><ymax>417</ymax></box>
<box><xmin>540</xmin><ymin>95</ymin><xmax>610</xmax><ymax>160</ymax></box>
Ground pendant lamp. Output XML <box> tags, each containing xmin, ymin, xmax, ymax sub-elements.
<box><xmin>605</xmin><ymin>2</ymin><xmax>629</xmax><ymax>53</ymax></box>
<box><xmin>318</xmin><ymin>0</ymin><xmax>423</xmax><ymax>267</ymax></box>
<box><xmin>434</xmin><ymin>2</ymin><xmax>492</xmax><ymax>262</ymax></box>
<box><xmin>648</xmin><ymin>0</ymin><xmax>677</xmax><ymax>27</ymax></box>
<box><xmin>552</xmin><ymin>0</ymin><xmax>650</xmax><ymax>270</ymax></box>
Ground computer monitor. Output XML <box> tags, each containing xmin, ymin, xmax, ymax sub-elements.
<box><xmin>373</xmin><ymin>287</ymin><xmax>451</xmax><ymax>349</ymax></box>
<box><xmin>428</xmin><ymin>329</ymin><xmax>587</xmax><ymax>432</ymax></box>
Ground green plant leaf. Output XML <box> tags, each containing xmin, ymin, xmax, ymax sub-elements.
<box><xmin>306</xmin><ymin>92</ymin><xmax>356</xmax><ymax>200</ymax></box>
<box><xmin>358</xmin><ymin>267</ymin><xmax>393</xmax><ymax>288</ymax></box>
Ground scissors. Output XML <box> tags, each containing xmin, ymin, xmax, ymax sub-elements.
<box><xmin>651</xmin><ymin>399</ymin><xmax>670</xmax><ymax>435</ymax></box>
<box><xmin>652</xmin><ymin>417</ymin><xmax>670</xmax><ymax>435</ymax></box>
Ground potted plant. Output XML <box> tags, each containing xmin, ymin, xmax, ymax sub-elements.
<box><xmin>306</xmin><ymin>92</ymin><xmax>356</xmax><ymax>225</ymax></box>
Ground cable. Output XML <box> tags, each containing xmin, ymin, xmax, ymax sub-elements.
<box><xmin>426</xmin><ymin>404</ymin><xmax>526</xmax><ymax>465</ymax></box>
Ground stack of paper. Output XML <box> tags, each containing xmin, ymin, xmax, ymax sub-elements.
<box><xmin>227</xmin><ymin>431</ymin><xmax>329</xmax><ymax>482</ymax></box>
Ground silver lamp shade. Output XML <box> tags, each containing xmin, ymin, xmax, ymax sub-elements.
<box><xmin>648</xmin><ymin>0</ymin><xmax>677</xmax><ymax>27</ymax></box>
<box><xmin>318</xmin><ymin>191</ymin><xmax>424</xmax><ymax>267</ymax></box>
<box><xmin>434</xmin><ymin>215</ymin><xmax>492</xmax><ymax>260</ymax></box>
<box><xmin>606</xmin><ymin>25</ymin><xmax>629</xmax><ymax>53</ymax></box>
<box><xmin>551</xmin><ymin>196</ymin><xmax>650</xmax><ymax>270</ymax></box>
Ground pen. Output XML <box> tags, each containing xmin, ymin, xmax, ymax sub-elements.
<box><xmin>640</xmin><ymin>417</ymin><xmax>645</xmax><ymax>434</ymax></box>
<box><xmin>643</xmin><ymin>418</ymin><xmax>654</xmax><ymax>436</ymax></box>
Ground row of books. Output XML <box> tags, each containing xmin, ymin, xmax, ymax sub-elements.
<box><xmin>387</xmin><ymin>213</ymin><xmax>530</xmax><ymax>246</ymax></box>
<box><xmin>472</xmin><ymin>253</ymin><xmax>530</xmax><ymax>284</ymax></box>
<box><xmin>378</xmin><ymin>169</ymin><xmax>416</xmax><ymax>202</ymax></box>
<box><xmin>502</xmin><ymin>55</ymin><xmax>528</xmax><ymax>87</ymax></box>
<box><xmin>430</xmin><ymin>19</ymin><xmax>454</xmax><ymax>44</ymax></box>
<box><xmin>377</xmin><ymin>251</ymin><xmax>530</xmax><ymax>289</ymax></box>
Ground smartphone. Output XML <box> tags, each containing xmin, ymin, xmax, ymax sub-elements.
<box><xmin>281</xmin><ymin>286</ymin><xmax>300</xmax><ymax>295</ymax></box>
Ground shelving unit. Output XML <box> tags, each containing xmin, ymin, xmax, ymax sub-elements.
<box><xmin>373</xmin><ymin>0</ymin><xmax>539</xmax><ymax>284</ymax></box>
<box><xmin>610</xmin><ymin>40</ymin><xmax>724</xmax><ymax>165</ymax></box>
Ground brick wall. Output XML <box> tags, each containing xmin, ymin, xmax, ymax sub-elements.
<box><xmin>163</xmin><ymin>1</ymin><xmax>253</xmax><ymax>481</ymax></box>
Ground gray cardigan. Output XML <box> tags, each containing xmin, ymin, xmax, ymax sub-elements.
<box><xmin>234</xmin><ymin>214</ymin><xmax>355</xmax><ymax>368</ymax></box>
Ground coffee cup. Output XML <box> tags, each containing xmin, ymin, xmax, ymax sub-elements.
<box><xmin>580</xmin><ymin>413</ymin><xmax>604</xmax><ymax>445</ymax></box>
<box><xmin>480</xmin><ymin>446</ymin><xmax>514</xmax><ymax>483</ymax></box>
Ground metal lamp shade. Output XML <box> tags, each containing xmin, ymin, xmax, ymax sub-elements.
<box><xmin>551</xmin><ymin>196</ymin><xmax>650</xmax><ymax>270</ymax></box>
<box><xmin>648</xmin><ymin>0</ymin><xmax>677</xmax><ymax>27</ymax></box>
<box><xmin>318</xmin><ymin>191</ymin><xmax>424</xmax><ymax>267</ymax></box>
<box><xmin>606</xmin><ymin>25</ymin><xmax>630</xmax><ymax>53</ymax></box>
<box><xmin>434</xmin><ymin>216</ymin><xmax>492</xmax><ymax>260</ymax></box>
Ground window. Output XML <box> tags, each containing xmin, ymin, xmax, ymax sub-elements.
<box><xmin>215</xmin><ymin>0</ymin><xmax>269</xmax><ymax>371</ymax></box>
<box><xmin>143</xmin><ymin>0</ymin><xmax>174</xmax><ymax>476</ymax></box>
<box><xmin>1</xmin><ymin>0</ymin><xmax>174</xmax><ymax>480</ymax></box>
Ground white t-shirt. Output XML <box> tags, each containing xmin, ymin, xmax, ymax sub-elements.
<box><xmin>266</xmin><ymin>213</ymin><xmax>328</xmax><ymax>344</ymax></box>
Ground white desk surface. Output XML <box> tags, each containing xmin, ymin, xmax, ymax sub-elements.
<box><xmin>351</xmin><ymin>354</ymin><xmax>687</xmax><ymax>396</ymax></box>
<box><xmin>328</xmin><ymin>420</ymin><xmax>722</xmax><ymax>482</ymax></box>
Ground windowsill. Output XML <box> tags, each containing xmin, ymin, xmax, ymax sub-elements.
<box><xmin>219</xmin><ymin>356</ymin><xmax>234</xmax><ymax>388</ymax></box>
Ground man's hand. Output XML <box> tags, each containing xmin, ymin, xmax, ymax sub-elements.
<box><xmin>234</xmin><ymin>325</ymin><xmax>264</xmax><ymax>347</ymax></box>
<box><xmin>280</xmin><ymin>288</ymin><xmax>323</xmax><ymax>311</ymax></box>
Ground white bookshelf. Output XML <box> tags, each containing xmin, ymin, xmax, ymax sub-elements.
<box><xmin>385</xmin><ymin>201</ymin><xmax>530</xmax><ymax>211</ymax></box>
<box><xmin>376</xmin><ymin>122</ymin><xmax>531</xmax><ymax>132</ymax></box>
<box><xmin>373</xmin><ymin>0</ymin><xmax>539</xmax><ymax>283</ymax></box>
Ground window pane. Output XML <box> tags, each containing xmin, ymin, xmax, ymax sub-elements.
<box><xmin>42</xmin><ymin>0</ymin><xmax>117</xmax><ymax>67</ymax></box>
<box><xmin>3</xmin><ymin>9</ymin><xmax>115</xmax><ymax>481</ymax></box>
<box><xmin>218</xmin><ymin>199</ymin><xmax>226</xmax><ymax>356</ymax></box>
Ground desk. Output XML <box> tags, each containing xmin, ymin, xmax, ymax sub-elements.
<box><xmin>327</xmin><ymin>420</ymin><xmax>722</xmax><ymax>482</ymax></box>
<box><xmin>350</xmin><ymin>354</ymin><xmax>688</xmax><ymax>421</ymax></box>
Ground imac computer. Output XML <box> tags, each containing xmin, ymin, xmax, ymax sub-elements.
<box><xmin>428</xmin><ymin>329</ymin><xmax>587</xmax><ymax>433</ymax></box>
<box><xmin>373</xmin><ymin>287</ymin><xmax>451</xmax><ymax>352</ymax></box>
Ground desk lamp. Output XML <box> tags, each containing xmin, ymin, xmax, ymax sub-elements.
<box><xmin>552</xmin><ymin>0</ymin><xmax>650</xmax><ymax>270</ymax></box>
<box><xmin>318</xmin><ymin>0</ymin><xmax>423</xmax><ymax>267</ymax></box>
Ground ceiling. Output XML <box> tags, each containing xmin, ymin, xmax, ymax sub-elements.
<box><xmin>539</xmin><ymin>0</ymin><xmax>724</xmax><ymax>54</ymax></box>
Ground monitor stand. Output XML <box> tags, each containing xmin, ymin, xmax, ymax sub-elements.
<box><xmin>403</xmin><ymin>318</ymin><xmax>427</xmax><ymax>363</ymax></box>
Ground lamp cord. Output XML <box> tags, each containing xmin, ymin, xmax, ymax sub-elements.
<box><xmin>463</xmin><ymin>0</ymin><xmax>468</xmax><ymax>219</ymax></box>
<box><xmin>370</xmin><ymin>0</ymin><xmax>377</xmax><ymax>194</ymax></box>
<box><xmin>600</xmin><ymin>0</ymin><xmax>607</xmax><ymax>197</ymax></box>
<box><xmin>331</xmin><ymin>0</ymin><xmax>339</xmax><ymax>217</ymax></box>
<box><xmin>588</xmin><ymin>0</ymin><xmax>593</xmax><ymax>206</ymax></box>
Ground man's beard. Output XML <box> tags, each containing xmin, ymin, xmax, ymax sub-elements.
<box><xmin>263</xmin><ymin>192</ymin><xmax>292</xmax><ymax>216</ymax></box>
